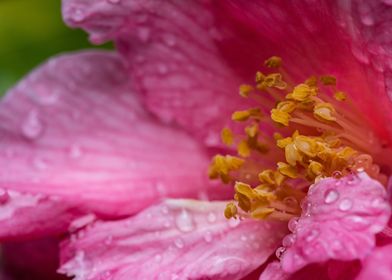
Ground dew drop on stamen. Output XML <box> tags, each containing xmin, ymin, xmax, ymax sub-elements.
<box><xmin>324</xmin><ymin>189</ymin><xmax>339</xmax><ymax>204</ymax></box>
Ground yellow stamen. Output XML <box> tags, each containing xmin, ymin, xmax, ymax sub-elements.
<box><xmin>221</xmin><ymin>127</ymin><xmax>234</xmax><ymax>146</ymax></box>
<box><xmin>271</xmin><ymin>109</ymin><xmax>291</xmax><ymax>126</ymax></box>
<box><xmin>277</xmin><ymin>162</ymin><xmax>298</xmax><ymax>178</ymax></box>
<box><xmin>237</xmin><ymin>140</ymin><xmax>251</xmax><ymax>157</ymax></box>
<box><xmin>232</xmin><ymin>108</ymin><xmax>262</xmax><ymax>122</ymax></box>
<box><xmin>239</xmin><ymin>84</ymin><xmax>253</xmax><ymax>98</ymax></box>
<box><xmin>334</xmin><ymin>91</ymin><xmax>346</xmax><ymax>101</ymax></box>
<box><xmin>264</xmin><ymin>56</ymin><xmax>282</xmax><ymax>68</ymax></box>
<box><xmin>314</xmin><ymin>102</ymin><xmax>336</xmax><ymax>121</ymax></box>
<box><xmin>287</xmin><ymin>83</ymin><xmax>317</xmax><ymax>101</ymax></box>
<box><xmin>320</xmin><ymin>75</ymin><xmax>337</xmax><ymax>85</ymax></box>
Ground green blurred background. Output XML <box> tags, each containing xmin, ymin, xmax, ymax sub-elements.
<box><xmin>0</xmin><ymin>0</ymin><xmax>110</xmax><ymax>95</ymax></box>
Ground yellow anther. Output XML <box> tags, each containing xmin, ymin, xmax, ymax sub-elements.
<box><xmin>334</xmin><ymin>91</ymin><xmax>346</xmax><ymax>101</ymax></box>
<box><xmin>308</xmin><ymin>161</ymin><xmax>323</xmax><ymax>177</ymax></box>
<box><xmin>236</xmin><ymin>193</ymin><xmax>252</xmax><ymax>212</ymax></box>
<box><xmin>294</xmin><ymin>135</ymin><xmax>319</xmax><ymax>157</ymax></box>
<box><xmin>258</xmin><ymin>169</ymin><xmax>275</xmax><ymax>185</ymax></box>
<box><xmin>239</xmin><ymin>84</ymin><xmax>253</xmax><ymax>98</ymax></box>
<box><xmin>235</xmin><ymin>182</ymin><xmax>256</xmax><ymax>198</ymax></box>
<box><xmin>221</xmin><ymin>127</ymin><xmax>234</xmax><ymax>146</ymax></box>
<box><xmin>264</xmin><ymin>56</ymin><xmax>282</xmax><ymax>68</ymax></box>
<box><xmin>277</xmin><ymin>162</ymin><xmax>298</xmax><ymax>178</ymax></box>
<box><xmin>276</xmin><ymin>136</ymin><xmax>292</xmax><ymax>148</ymax></box>
<box><xmin>209</xmin><ymin>155</ymin><xmax>244</xmax><ymax>183</ymax></box>
<box><xmin>276</xmin><ymin>101</ymin><xmax>296</xmax><ymax>113</ymax></box>
<box><xmin>255</xmin><ymin>71</ymin><xmax>266</xmax><ymax>83</ymax></box>
<box><xmin>273</xmin><ymin>132</ymin><xmax>283</xmax><ymax>140</ymax></box>
<box><xmin>251</xmin><ymin>207</ymin><xmax>275</xmax><ymax>219</ymax></box>
<box><xmin>287</xmin><ymin>83</ymin><xmax>317</xmax><ymax>101</ymax></box>
<box><xmin>245</xmin><ymin>123</ymin><xmax>259</xmax><ymax>138</ymax></box>
<box><xmin>271</xmin><ymin>109</ymin><xmax>291</xmax><ymax>126</ymax></box>
<box><xmin>232</xmin><ymin>108</ymin><xmax>261</xmax><ymax>122</ymax></box>
<box><xmin>314</xmin><ymin>102</ymin><xmax>336</xmax><ymax>121</ymax></box>
<box><xmin>224</xmin><ymin>202</ymin><xmax>238</xmax><ymax>219</ymax></box>
<box><xmin>238</xmin><ymin>140</ymin><xmax>251</xmax><ymax>157</ymax></box>
<box><xmin>258</xmin><ymin>73</ymin><xmax>287</xmax><ymax>90</ymax></box>
<box><xmin>320</xmin><ymin>75</ymin><xmax>337</xmax><ymax>86</ymax></box>
<box><xmin>285</xmin><ymin>142</ymin><xmax>302</xmax><ymax>166</ymax></box>
<box><xmin>305</xmin><ymin>76</ymin><xmax>318</xmax><ymax>87</ymax></box>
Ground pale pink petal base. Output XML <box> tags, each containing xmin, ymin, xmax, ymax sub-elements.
<box><xmin>59</xmin><ymin>199</ymin><xmax>287</xmax><ymax>280</ymax></box>
<box><xmin>281</xmin><ymin>172</ymin><xmax>390</xmax><ymax>272</ymax></box>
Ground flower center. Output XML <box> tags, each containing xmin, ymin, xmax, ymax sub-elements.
<box><xmin>209</xmin><ymin>56</ymin><xmax>391</xmax><ymax>221</ymax></box>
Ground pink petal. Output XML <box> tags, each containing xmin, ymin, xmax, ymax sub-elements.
<box><xmin>0</xmin><ymin>51</ymin><xmax>222</xmax><ymax>224</ymax></box>
<box><xmin>59</xmin><ymin>199</ymin><xmax>287</xmax><ymax>280</ymax></box>
<box><xmin>281</xmin><ymin>172</ymin><xmax>390</xmax><ymax>273</ymax></box>
<box><xmin>0</xmin><ymin>190</ymin><xmax>82</xmax><ymax>241</ymax></box>
<box><xmin>62</xmin><ymin>0</ymin><xmax>257</xmax><ymax>147</ymax></box>
<box><xmin>63</xmin><ymin>0</ymin><xmax>392</xmax><ymax>144</ymax></box>
<box><xmin>259</xmin><ymin>260</ymin><xmax>360</xmax><ymax>280</ymax></box>
<box><xmin>2</xmin><ymin>237</ymin><xmax>66</xmax><ymax>280</ymax></box>
<box><xmin>357</xmin><ymin>244</ymin><xmax>392</xmax><ymax>280</ymax></box>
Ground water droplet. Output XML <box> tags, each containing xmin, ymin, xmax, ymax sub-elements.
<box><xmin>282</xmin><ymin>234</ymin><xmax>296</xmax><ymax>247</ymax></box>
<box><xmin>324</xmin><ymin>189</ymin><xmax>339</xmax><ymax>204</ymax></box>
<box><xmin>343</xmin><ymin>215</ymin><xmax>369</xmax><ymax>230</ymax></box>
<box><xmin>275</xmin><ymin>247</ymin><xmax>286</xmax><ymax>259</ymax></box>
<box><xmin>240</xmin><ymin>234</ymin><xmax>247</xmax><ymax>241</ymax></box>
<box><xmin>154</xmin><ymin>254</ymin><xmax>162</xmax><ymax>262</ymax></box>
<box><xmin>72</xmin><ymin>9</ymin><xmax>85</xmax><ymax>22</ymax></box>
<box><xmin>332</xmin><ymin>171</ymin><xmax>342</xmax><ymax>179</ymax></box>
<box><xmin>301</xmin><ymin>200</ymin><xmax>312</xmax><ymax>216</ymax></box>
<box><xmin>137</xmin><ymin>27</ymin><xmax>151</xmax><ymax>43</ymax></box>
<box><xmin>361</xmin><ymin>14</ymin><xmax>374</xmax><ymax>26</ymax></box>
<box><xmin>0</xmin><ymin>189</ymin><xmax>9</xmax><ymax>204</ymax></box>
<box><xmin>161</xmin><ymin>205</ymin><xmax>169</xmax><ymax>214</ymax></box>
<box><xmin>175</xmin><ymin>209</ymin><xmax>194</xmax><ymax>232</ymax></box>
<box><xmin>174</xmin><ymin>238</ymin><xmax>184</xmax><ymax>248</ymax></box>
<box><xmin>288</xmin><ymin>217</ymin><xmax>299</xmax><ymax>232</ymax></box>
<box><xmin>339</xmin><ymin>198</ymin><xmax>353</xmax><ymax>211</ymax></box>
<box><xmin>163</xmin><ymin>34</ymin><xmax>176</xmax><ymax>47</ymax></box>
<box><xmin>33</xmin><ymin>157</ymin><xmax>48</xmax><ymax>170</ymax></box>
<box><xmin>155</xmin><ymin>182</ymin><xmax>167</xmax><ymax>197</ymax></box>
<box><xmin>163</xmin><ymin>220</ymin><xmax>171</xmax><ymax>228</ymax></box>
<box><xmin>157</xmin><ymin>63</ymin><xmax>169</xmax><ymax>74</ymax></box>
<box><xmin>69</xmin><ymin>145</ymin><xmax>82</xmax><ymax>159</ymax></box>
<box><xmin>107</xmin><ymin>0</ymin><xmax>120</xmax><ymax>3</ymax></box>
<box><xmin>22</xmin><ymin>110</ymin><xmax>43</xmax><ymax>140</ymax></box>
<box><xmin>228</xmin><ymin>218</ymin><xmax>241</xmax><ymax>228</ymax></box>
<box><xmin>207</xmin><ymin>212</ymin><xmax>216</xmax><ymax>223</ymax></box>
<box><xmin>104</xmin><ymin>235</ymin><xmax>113</xmax><ymax>245</ymax></box>
<box><xmin>204</xmin><ymin>231</ymin><xmax>213</xmax><ymax>243</ymax></box>
<box><xmin>306</xmin><ymin>229</ymin><xmax>319</xmax><ymax>242</ymax></box>
<box><xmin>283</xmin><ymin>196</ymin><xmax>298</xmax><ymax>208</ymax></box>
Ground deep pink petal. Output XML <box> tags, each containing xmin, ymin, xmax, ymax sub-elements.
<box><xmin>59</xmin><ymin>199</ymin><xmax>287</xmax><ymax>280</ymax></box>
<box><xmin>0</xmin><ymin>51</ymin><xmax>222</xmax><ymax>226</ymax></box>
<box><xmin>259</xmin><ymin>262</ymin><xmax>289</xmax><ymax>280</ymax></box>
<box><xmin>356</xmin><ymin>244</ymin><xmax>392</xmax><ymax>280</ymax></box>
<box><xmin>2</xmin><ymin>237</ymin><xmax>67</xmax><ymax>280</ymax></box>
<box><xmin>62</xmin><ymin>0</ymin><xmax>258</xmax><ymax>147</ymax></box>
<box><xmin>63</xmin><ymin>0</ymin><xmax>392</xmax><ymax>144</ymax></box>
<box><xmin>280</xmin><ymin>172</ymin><xmax>390</xmax><ymax>273</ymax></box>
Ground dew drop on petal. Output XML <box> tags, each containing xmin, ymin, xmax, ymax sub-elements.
<box><xmin>339</xmin><ymin>198</ymin><xmax>353</xmax><ymax>211</ymax></box>
<box><xmin>174</xmin><ymin>238</ymin><xmax>184</xmax><ymax>249</ymax></box>
<box><xmin>72</xmin><ymin>9</ymin><xmax>85</xmax><ymax>22</ymax></box>
<box><xmin>288</xmin><ymin>217</ymin><xmax>299</xmax><ymax>232</ymax></box>
<box><xmin>207</xmin><ymin>212</ymin><xmax>216</xmax><ymax>223</ymax></box>
<box><xmin>107</xmin><ymin>0</ymin><xmax>120</xmax><ymax>3</ymax></box>
<box><xmin>306</xmin><ymin>229</ymin><xmax>319</xmax><ymax>242</ymax></box>
<box><xmin>154</xmin><ymin>254</ymin><xmax>162</xmax><ymax>263</ymax></box>
<box><xmin>69</xmin><ymin>144</ymin><xmax>82</xmax><ymax>159</ymax></box>
<box><xmin>22</xmin><ymin>110</ymin><xmax>44</xmax><ymax>140</ymax></box>
<box><xmin>228</xmin><ymin>218</ymin><xmax>241</xmax><ymax>228</ymax></box>
<box><xmin>33</xmin><ymin>157</ymin><xmax>48</xmax><ymax>170</ymax></box>
<box><xmin>175</xmin><ymin>209</ymin><xmax>194</xmax><ymax>232</ymax></box>
<box><xmin>204</xmin><ymin>231</ymin><xmax>213</xmax><ymax>243</ymax></box>
<box><xmin>275</xmin><ymin>246</ymin><xmax>286</xmax><ymax>259</ymax></box>
<box><xmin>324</xmin><ymin>189</ymin><xmax>339</xmax><ymax>204</ymax></box>
<box><xmin>282</xmin><ymin>234</ymin><xmax>296</xmax><ymax>247</ymax></box>
<box><xmin>0</xmin><ymin>189</ymin><xmax>9</xmax><ymax>204</ymax></box>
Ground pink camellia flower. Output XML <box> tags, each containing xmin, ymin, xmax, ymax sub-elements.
<box><xmin>2</xmin><ymin>0</ymin><xmax>392</xmax><ymax>279</ymax></box>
